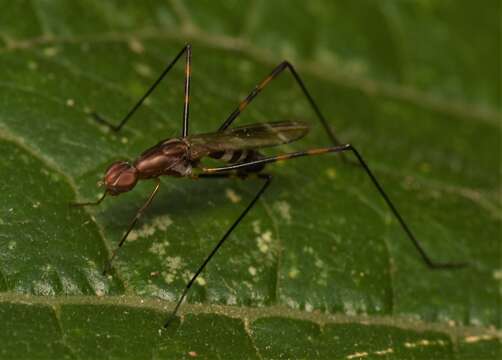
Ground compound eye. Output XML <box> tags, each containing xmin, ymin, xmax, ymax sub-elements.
<box><xmin>104</xmin><ymin>161</ymin><xmax>137</xmax><ymax>195</ymax></box>
<box><xmin>115</xmin><ymin>168</ymin><xmax>137</xmax><ymax>189</ymax></box>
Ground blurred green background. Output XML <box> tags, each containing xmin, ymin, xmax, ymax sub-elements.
<box><xmin>0</xmin><ymin>1</ymin><xmax>500</xmax><ymax>359</ymax></box>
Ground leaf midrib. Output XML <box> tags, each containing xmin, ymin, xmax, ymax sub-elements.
<box><xmin>1</xmin><ymin>292</ymin><xmax>499</xmax><ymax>340</ymax></box>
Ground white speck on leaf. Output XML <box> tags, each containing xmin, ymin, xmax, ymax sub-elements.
<box><xmin>195</xmin><ymin>276</ymin><xmax>206</xmax><ymax>286</ymax></box>
<box><xmin>252</xmin><ymin>220</ymin><xmax>261</xmax><ymax>234</ymax></box>
<box><xmin>134</xmin><ymin>62</ymin><xmax>153</xmax><ymax>78</ymax></box>
<box><xmin>303</xmin><ymin>246</ymin><xmax>314</xmax><ymax>255</ymax></box>
<box><xmin>343</xmin><ymin>301</ymin><xmax>356</xmax><ymax>316</ymax></box>
<box><xmin>262</xmin><ymin>231</ymin><xmax>272</xmax><ymax>242</ymax></box>
<box><xmin>374</xmin><ymin>348</ymin><xmax>393</xmax><ymax>355</ymax></box>
<box><xmin>42</xmin><ymin>264</ymin><xmax>52</xmax><ymax>273</ymax></box>
<box><xmin>43</xmin><ymin>47</ymin><xmax>59</xmax><ymax>57</ymax></box>
<box><xmin>148</xmin><ymin>241</ymin><xmax>170</xmax><ymax>257</ymax></box>
<box><xmin>493</xmin><ymin>269</ymin><xmax>502</xmax><ymax>280</ymax></box>
<box><xmin>164</xmin><ymin>256</ymin><xmax>183</xmax><ymax>273</ymax></box>
<box><xmin>403</xmin><ymin>339</ymin><xmax>447</xmax><ymax>348</ymax></box>
<box><xmin>28</xmin><ymin>61</ymin><xmax>38</xmax><ymax>70</ymax></box>
<box><xmin>128</xmin><ymin>38</ymin><xmax>145</xmax><ymax>54</ymax></box>
<box><xmin>83</xmin><ymin>263</ymin><xmax>107</xmax><ymax>296</ymax></box>
<box><xmin>226</xmin><ymin>295</ymin><xmax>237</xmax><ymax>305</ymax></box>
<box><xmin>463</xmin><ymin>334</ymin><xmax>497</xmax><ymax>343</ymax></box>
<box><xmin>274</xmin><ymin>201</ymin><xmax>292</xmax><ymax>222</ymax></box>
<box><xmin>32</xmin><ymin>281</ymin><xmax>55</xmax><ymax>296</ymax></box>
<box><xmin>326</xmin><ymin>167</ymin><xmax>337</xmax><ymax>179</ymax></box>
<box><xmin>256</xmin><ymin>230</ymin><xmax>272</xmax><ymax>253</ymax></box>
<box><xmin>288</xmin><ymin>267</ymin><xmax>299</xmax><ymax>279</ymax></box>
<box><xmin>132</xmin><ymin>215</ymin><xmax>173</xmax><ymax>242</ymax></box>
<box><xmin>60</xmin><ymin>276</ymin><xmax>79</xmax><ymax>294</ymax></box>
<box><xmin>162</xmin><ymin>272</ymin><xmax>175</xmax><ymax>284</ymax></box>
<box><xmin>346</xmin><ymin>351</ymin><xmax>368</xmax><ymax>359</ymax></box>
<box><xmin>469</xmin><ymin>317</ymin><xmax>483</xmax><ymax>326</ymax></box>
<box><xmin>285</xmin><ymin>297</ymin><xmax>299</xmax><ymax>309</ymax></box>
<box><xmin>248</xmin><ymin>266</ymin><xmax>257</xmax><ymax>276</ymax></box>
<box><xmin>93</xmin><ymin>283</ymin><xmax>106</xmax><ymax>297</ymax></box>
<box><xmin>225</xmin><ymin>188</ymin><xmax>241</xmax><ymax>203</ymax></box>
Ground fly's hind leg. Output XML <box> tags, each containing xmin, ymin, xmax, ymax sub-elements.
<box><xmin>164</xmin><ymin>172</ymin><xmax>272</xmax><ymax>327</ymax></box>
<box><xmin>202</xmin><ymin>145</ymin><xmax>468</xmax><ymax>270</ymax></box>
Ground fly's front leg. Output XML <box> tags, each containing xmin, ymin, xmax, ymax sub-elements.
<box><xmin>70</xmin><ymin>191</ymin><xmax>107</xmax><ymax>207</ymax></box>
<box><xmin>103</xmin><ymin>178</ymin><xmax>161</xmax><ymax>275</ymax></box>
<box><xmin>219</xmin><ymin>61</ymin><xmax>346</xmax><ymax>155</ymax></box>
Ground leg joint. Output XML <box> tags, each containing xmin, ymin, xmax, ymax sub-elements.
<box><xmin>280</xmin><ymin>60</ymin><xmax>292</xmax><ymax>69</ymax></box>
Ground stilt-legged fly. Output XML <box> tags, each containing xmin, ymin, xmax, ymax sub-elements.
<box><xmin>72</xmin><ymin>44</ymin><xmax>467</xmax><ymax>328</ymax></box>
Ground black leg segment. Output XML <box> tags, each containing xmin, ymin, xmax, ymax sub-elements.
<box><xmin>70</xmin><ymin>191</ymin><xmax>107</xmax><ymax>207</ymax></box>
<box><xmin>91</xmin><ymin>44</ymin><xmax>192</xmax><ymax>134</ymax></box>
<box><xmin>218</xmin><ymin>61</ymin><xmax>343</xmax><ymax>148</ymax></box>
<box><xmin>103</xmin><ymin>179</ymin><xmax>161</xmax><ymax>275</ymax></box>
<box><xmin>164</xmin><ymin>173</ymin><xmax>272</xmax><ymax>328</ymax></box>
<box><xmin>201</xmin><ymin>146</ymin><xmax>468</xmax><ymax>270</ymax></box>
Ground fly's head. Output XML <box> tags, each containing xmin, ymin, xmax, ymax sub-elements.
<box><xmin>103</xmin><ymin>161</ymin><xmax>138</xmax><ymax>195</ymax></box>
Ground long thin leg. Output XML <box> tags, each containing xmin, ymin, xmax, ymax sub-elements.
<box><xmin>164</xmin><ymin>173</ymin><xmax>272</xmax><ymax>328</ymax></box>
<box><xmin>103</xmin><ymin>178</ymin><xmax>161</xmax><ymax>275</ymax></box>
<box><xmin>70</xmin><ymin>191</ymin><xmax>107</xmax><ymax>207</ymax></box>
<box><xmin>218</xmin><ymin>61</ymin><xmax>343</xmax><ymax>148</ymax></box>
<box><xmin>201</xmin><ymin>146</ymin><xmax>467</xmax><ymax>269</ymax></box>
<box><xmin>93</xmin><ymin>44</ymin><xmax>192</xmax><ymax>136</ymax></box>
<box><xmin>181</xmin><ymin>44</ymin><xmax>192</xmax><ymax>137</ymax></box>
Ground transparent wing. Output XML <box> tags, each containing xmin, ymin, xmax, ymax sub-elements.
<box><xmin>188</xmin><ymin>121</ymin><xmax>309</xmax><ymax>159</ymax></box>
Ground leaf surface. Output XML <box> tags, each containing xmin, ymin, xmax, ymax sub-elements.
<box><xmin>0</xmin><ymin>1</ymin><xmax>500</xmax><ymax>358</ymax></box>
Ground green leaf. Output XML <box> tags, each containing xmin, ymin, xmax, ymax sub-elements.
<box><xmin>0</xmin><ymin>1</ymin><xmax>500</xmax><ymax>359</ymax></box>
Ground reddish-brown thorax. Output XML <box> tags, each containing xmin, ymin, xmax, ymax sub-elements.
<box><xmin>103</xmin><ymin>138</ymin><xmax>192</xmax><ymax>195</ymax></box>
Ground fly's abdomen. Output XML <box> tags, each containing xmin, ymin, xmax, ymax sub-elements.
<box><xmin>210</xmin><ymin>149</ymin><xmax>264</xmax><ymax>163</ymax></box>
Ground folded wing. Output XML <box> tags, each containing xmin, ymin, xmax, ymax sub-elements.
<box><xmin>188</xmin><ymin>121</ymin><xmax>309</xmax><ymax>160</ymax></box>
